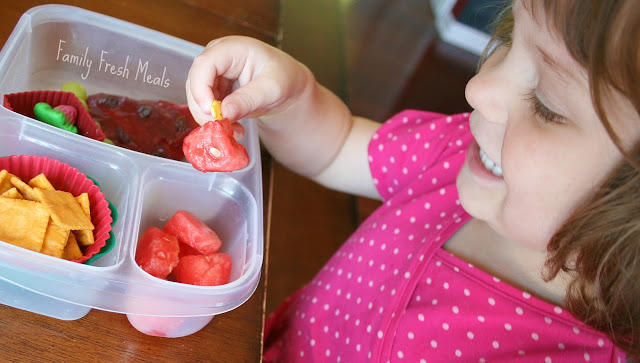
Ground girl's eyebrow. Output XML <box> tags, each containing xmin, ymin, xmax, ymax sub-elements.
<box><xmin>535</xmin><ymin>44</ymin><xmax>574</xmax><ymax>84</ymax></box>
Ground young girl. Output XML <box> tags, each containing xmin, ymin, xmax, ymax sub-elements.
<box><xmin>186</xmin><ymin>0</ymin><xmax>639</xmax><ymax>360</ymax></box>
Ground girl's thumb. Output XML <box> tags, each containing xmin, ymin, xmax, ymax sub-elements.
<box><xmin>222</xmin><ymin>78</ymin><xmax>278</xmax><ymax>121</ymax></box>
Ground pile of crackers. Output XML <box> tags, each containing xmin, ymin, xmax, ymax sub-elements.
<box><xmin>0</xmin><ymin>169</ymin><xmax>95</xmax><ymax>260</ymax></box>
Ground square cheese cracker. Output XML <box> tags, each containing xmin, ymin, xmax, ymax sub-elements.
<box><xmin>72</xmin><ymin>192</ymin><xmax>94</xmax><ymax>246</ymax></box>
<box><xmin>63</xmin><ymin>233</ymin><xmax>83</xmax><ymax>260</ymax></box>
<box><xmin>28</xmin><ymin>173</ymin><xmax>55</xmax><ymax>191</ymax></box>
<box><xmin>10</xmin><ymin>176</ymin><xmax>40</xmax><ymax>201</ymax></box>
<box><xmin>1</xmin><ymin>187</ymin><xmax>24</xmax><ymax>200</ymax></box>
<box><xmin>40</xmin><ymin>220</ymin><xmax>70</xmax><ymax>258</ymax></box>
<box><xmin>0</xmin><ymin>170</ymin><xmax>17</xmax><ymax>195</ymax></box>
<box><xmin>75</xmin><ymin>193</ymin><xmax>91</xmax><ymax>215</ymax></box>
<box><xmin>33</xmin><ymin>188</ymin><xmax>94</xmax><ymax>230</ymax></box>
<box><xmin>0</xmin><ymin>198</ymin><xmax>50</xmax><ymax>252</ymax></box>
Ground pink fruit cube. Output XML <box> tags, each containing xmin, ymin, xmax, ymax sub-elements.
<box><xmin>175</xmin><ymin>253</ymin><xmax>232</xmax><ymax>286</ymax></box>
<box><xmin>135</xmin><ymin>226</ymin><xmax>180</xmax><ymax>279</ymax></box>
<box><xmin>162</xmin><ymin>210</ymin><xmax>222</xmax><ymax>255</ymax></box>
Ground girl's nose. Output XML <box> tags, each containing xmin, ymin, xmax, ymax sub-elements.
<box><xmin>465</xmin><ymin>47</ymin><xmax>509</xmax><ymax>125</ymax></box>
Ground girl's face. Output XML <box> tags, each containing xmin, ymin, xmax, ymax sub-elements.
<box><xmin>457</xmin><ymin>0</ymin><xmax>640</xmax><ymax>251</ymax></box>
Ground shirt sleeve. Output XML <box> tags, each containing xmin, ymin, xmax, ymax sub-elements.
<box><xmin>368</xmin><ymin>110</ymin><xmax>472</xmax><ymax>201</ymax></box>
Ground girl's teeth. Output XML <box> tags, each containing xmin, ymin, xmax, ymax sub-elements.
<box><xmin>479</xmin><ymin>149</ymin><xmax>503</xmax><ymax>177</ymax></box>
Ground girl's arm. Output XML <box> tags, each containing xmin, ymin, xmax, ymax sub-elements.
<box><xmin>186</xmin><ymin>36</ymin><xmax>381</xmax><ymax>199</ymax></box>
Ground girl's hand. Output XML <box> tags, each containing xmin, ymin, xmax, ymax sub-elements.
<box><xmin>186</xmin><ymin>36</ymin><xmax>380</xmax><ymax>200</ymax></box>
<box><xmin>186</xmin><ymin>35</ymin><xmax>314</xmax><ymax>125</ymax></box>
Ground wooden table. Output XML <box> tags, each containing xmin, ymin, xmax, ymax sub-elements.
<box><xmin>0</xmin><ymin>1</ymin><xmax>278</xmax><ymax>362</ymax></box>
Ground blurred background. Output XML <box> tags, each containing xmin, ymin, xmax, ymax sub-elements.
<box><xmin>266</xmin><ymin>0</ymin><xmax>507</xmax><ymax>315</ymax></box>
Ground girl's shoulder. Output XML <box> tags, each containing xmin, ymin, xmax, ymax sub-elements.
<box><xmin>369</xmin><ymin>110</ymin><xmax>472</xmax><ymax>201</ymax></box>
<box><xmin>373</xmin><ymin>110</ymin><xmax>472</xmax><ymax>158</ymax></box>
<box><xmin>379</xmin><ymin>110</ymin><xmax>470</xmax><ymax>133</ymax></box>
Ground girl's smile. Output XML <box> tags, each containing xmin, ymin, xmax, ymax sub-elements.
<box><xmin>465</xmin><ymin>138</ymin><xmax>504</xmax><ymax>182</ymax></box>
<box><xmin>478</xmin><ymin>148</ymin><xmax>503</xmax><ymax>177</ymax></box>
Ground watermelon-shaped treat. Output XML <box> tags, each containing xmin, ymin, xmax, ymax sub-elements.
<box><xmin>174</xmin><ymin>253</ymin><xmax>232</xmax><ymax>286</ymax></box>
<box><xmin>135</xmin><ymin>226</ymin><xmax>180</xmax><ymax>279</ymax></box>
<box><xmin>182</xmin><ymin>118</ymin><xmax>249</xmax><ymax>172</ymax></box>
<box><xmin>162</xmin><ymin>210</ymin><xmax>223</xmax><ymax>255</ymax></box>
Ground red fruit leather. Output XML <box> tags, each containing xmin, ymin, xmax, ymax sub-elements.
<box><xmin>87</xmin><ymin>93</ymin><xmax>200</xmax><ymax>160</ymax></box>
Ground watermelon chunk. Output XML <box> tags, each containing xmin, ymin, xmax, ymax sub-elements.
<box><xmin>182</xmin><ymin>118</ymin><xmax>249</xmax><ymax>172</ymax></box>
<box><xmin>174</xmin><ymin>253</ymin><xmax>232</xmax><ymax>286</ymax></box>
<box><xmin>135</xmin><ymin>226</ymin><xmax>180</xmax><ymax>279</ymax></box>
<box><xmin>162</xmin><ymin>210</ymin><xmax>222</xmax><ymax>255</ymax></box>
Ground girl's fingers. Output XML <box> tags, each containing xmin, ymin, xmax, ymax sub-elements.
<box><xmin>187</xmin><ymin>37</ymin><xmax>248</xmax><ymax>115</ymax></box>
<box><xmin>221</xmin><ymin>75</ymin><xmax>283</xmax><ymax>121</ymax></box>
<box><xmin>187</xmin><ymin>54</ymin><xmax>221</xmax><ymax>115</ymax></box>
<box><xmin>187</xmin><ymin>36</ymin><xmax>292</xmax><ymax>122</ymax></box>
<box><xmin>185</xmin><ymin>78</ymin><xmax>210</xmax><ymax>125</ymax></box>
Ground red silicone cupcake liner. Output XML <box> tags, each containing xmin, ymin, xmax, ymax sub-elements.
<box><xmin>3</xmin><ymin>90</ymin><xmax>105</xmax><ymax>141</ymax></box>
<box><xmin>0</xmin><ymin>154</ymin><xmax>113</xmax><ymax>263</ymax></box>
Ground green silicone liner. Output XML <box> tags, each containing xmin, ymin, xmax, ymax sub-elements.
<box><xmin>83</xmin><ymin>174</ymin><xmax>118</xmax><ymax>265</ymax></box>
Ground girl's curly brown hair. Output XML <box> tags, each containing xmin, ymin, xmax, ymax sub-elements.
<box><xmin>488</xmin><ymin>0</ymin><xmax>640</xmax><ymax>357</ymax></box>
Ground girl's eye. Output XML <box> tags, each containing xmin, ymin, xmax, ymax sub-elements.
<box><xmin>525</xmin><ymin>90</ymin><xmax>566</xmax><ymax>124</ymax></box>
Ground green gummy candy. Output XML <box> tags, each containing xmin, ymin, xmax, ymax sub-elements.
<box><xmin>33</xmin><ymin>102</ymin><xmax>78</xmax><ymax>133</ymax></box>
<box><xmin>34</xmin><ymin>102</ymin><xmax>67</xmax><ymax>126</ymax></box>
<box><xmin>60</xmin><ymin>122</ymin><xmax>79</xmax><ymax>134</ymax></box>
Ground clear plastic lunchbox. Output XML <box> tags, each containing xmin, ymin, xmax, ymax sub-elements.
<box><xmin>0</xmin><ymin>4</ymin><xmax>264</xmax><ymax>336</ymax></box>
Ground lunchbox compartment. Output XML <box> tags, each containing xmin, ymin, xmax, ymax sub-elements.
<box><xmin>134</xmin><ymin>163</ymin><xmax>258</xmax><ymax>284</ymax></box>
<box><xmin>0</xmin><ymin>115</ymin><xmax>135</xmax><ymax>268</ymax></box>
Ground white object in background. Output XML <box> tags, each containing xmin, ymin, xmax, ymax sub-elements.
<box><xmin>429</xmin><ymin>0</ymin><xmax>491</xmax><ymax>56</ymax></box>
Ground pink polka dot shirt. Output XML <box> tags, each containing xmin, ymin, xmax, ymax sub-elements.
<box><xmin>263</xmin><ymin>110</ymin><xmax>626</xmax><ymax>362</ymax></box>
